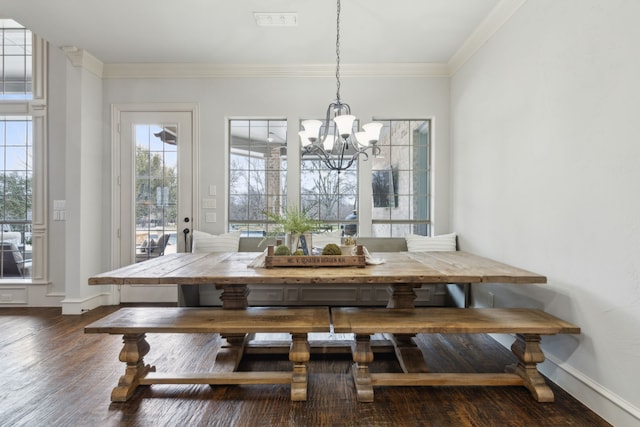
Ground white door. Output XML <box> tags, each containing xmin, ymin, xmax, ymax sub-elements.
<box><xmin>117</xmin><ymin>110</ymin><xmax>194</xmax><ymax>302</ymax></box>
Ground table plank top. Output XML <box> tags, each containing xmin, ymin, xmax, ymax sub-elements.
<box><xmin>88</xmin><ymin>251</ymin><xmax>546</xmax><ymax>286</ymax></box>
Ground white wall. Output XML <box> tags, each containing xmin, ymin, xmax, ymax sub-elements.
<box><xmin>101</xmin><ymin>74</ymin><xmax>451</xmax><ymax>240</ymax></box>
<box><xmin>450</xmin><ymin>0</ymin><xmax>640</xmax><ymax>425</ymax></box>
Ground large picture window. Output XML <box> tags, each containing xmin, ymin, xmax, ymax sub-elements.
<box><xmin>300</xmin><ymin>119</ymin><xmax>358</xmax><ymax>234</ymax></box>
<box><xmin>371</xmin><ymin>119</ymin><xmax>431</xmax><ymax>237</ymax></box>
<box><xmin>227</xmin><ymin>118</ymin><xmax>431</xmax><ymax>239</ymax></box>
<box><xmin>228</xmin><ymin>119</ymin><xmax>287</xmax><ymax>236</ymax></box>
<box><xmin>0</xmin><ymin>19</ymin><xmax>37</xmax><ymax>279</ymax></box>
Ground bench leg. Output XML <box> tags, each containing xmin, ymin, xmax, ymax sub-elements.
<box><xmin>289</xmin><ymin>333</ymin><xmax>310</xmax><ymax>401</ymax></box>
<box><xmin>351</xmin><ymin>334</ymin><xmax>374</xmax><ymax>402</ymax></box>
<box><xmin>506</xmin><ymin>333</ymin><xmax>555</xmax><ymax>402</ymax></box>
<box><xmin>111</xmin><ymin>333</ymin><xmax>155</xmax><ymax>402</ymax></box>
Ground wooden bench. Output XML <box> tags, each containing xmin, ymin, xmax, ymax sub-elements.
<box><xmin>85</xmin><ymin>307</ymin><xmax>331</xmax><ymax>402</ymax></box>
<box><xmin>331</xmin><ymin>307</ymin><xmax>580</xmax><ymax>403</ymax></box>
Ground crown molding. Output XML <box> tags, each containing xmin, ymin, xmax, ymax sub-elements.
<box><xmin>60</xmin><ymin>46</ymin><xmax>104</xmax><ymax>78</ymax></box>
<box><xmin>448</xmin><ymin>0</ymin><xmax>527</xmax><ymax>75</ymax></box>
<box><xmin>102</xmin><ymin>62</ymin><xmax>450</xmax><ymax>79</ymax></box>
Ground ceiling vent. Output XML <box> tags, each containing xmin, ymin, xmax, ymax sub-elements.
<box><xmin>254</xmin><ymin>13</ymin><xmax>298</xmax><ymax>27</ymax></box>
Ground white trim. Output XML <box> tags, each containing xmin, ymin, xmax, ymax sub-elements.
<box><xmin>542</xmin><ymin>353</ymin><xmax>640</xmax><ymax>426</ymax></box>
<box><xmin>60</xmin><ymin>46</ymin><xmax>104</xmax><ymax>78</ymax></box>
<box><xmin>103</xmin><ymin>63</ymin><xmax>450</xmax><ymax>79</ymax></box>
<box><xmin>111</xmin><ymin>103</ymin><xmax>200</xmax><ymax>277</ymax></box>
<box><xmin>448</xmin><ymin>0</ymin><xmax>527</xmax><ymax>75</ymax></box>
<box><xmin>60</xmin><ymin>292</ymin><xmax>112</xmax><ymax>315</ymax></box>
<box><xmin>491</xmin><ymin>333</ymin><xmax>640</xmax><ymax>426</ymax></box>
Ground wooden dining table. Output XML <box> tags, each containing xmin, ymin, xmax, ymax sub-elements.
<box><xmin>89</xmin><ymin>250</ymin><xmax>546</xmax><ymax>309</ymax></box>
<box><xmin>89</xmin><ymin>250</ymin><xmax>546</xmax><ymax>374</ymax></box>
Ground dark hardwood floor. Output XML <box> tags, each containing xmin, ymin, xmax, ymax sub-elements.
<box><xmin>0</xmin><ymin>306</ymin><xmax>610</xmax><ymax>427</ymax></box>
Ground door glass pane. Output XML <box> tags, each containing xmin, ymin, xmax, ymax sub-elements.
<box><xmin>135</xmin><ymin>124</ymin><xmax>178</xmax><ymax>262</ymax></box>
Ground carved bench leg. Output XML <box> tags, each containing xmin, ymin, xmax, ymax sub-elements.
<box><xmin>289</xmin><ymin>333</ymin><xmax>310</xmax><ymax>401</ymax></box>
<box><xmin>111</xmin><ymin>333</ymin><xmax>155</xmax><ymax>402</ymax></box>
<box><xmin>351</xmin><ymin>334</ymin><xmax>374</xmax><ymax>402</ymax></box>
<box><xmin>506</xmin><ymin>333</ymin><xmax>554</xmax><ymax>402</ymax></box>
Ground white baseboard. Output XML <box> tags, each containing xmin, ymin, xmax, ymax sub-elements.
<box><xmin>61</xmin><ymin>292</ymin><xmax>112</xmax><ymax>315</ymax></box>
<box><xmin>491</xmin><ymin>334</ymin><xmax>640</xmax><ymax>427</ymax></box>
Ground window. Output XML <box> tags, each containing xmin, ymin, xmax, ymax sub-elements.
<box><xmin>227</xmin><ymin>118</ymin><xmax>431</xmax><ymax>239</ymax></box>
<box><xmin>0</xmin><ymin>19</ymin><xmax>32</xmax><ymax>100</ymax></box>
<box><xmin>371</xmin><ymin>120</ymin><xmax>431</xmax><ymax>237</ymax></box>
<box><xmin>0</xmin><ymin>19</ymin><xmax>45</xmax><ymax>281</ymax></box>
<box><xmin>0</xmin><ymin>116</ymin><xmax>32</xmax><ymax>277</ymax></box>
<box><xmin>228</xmin><ymin>119</ymin><xmax>287</xmax><ymax>236</ymax></box>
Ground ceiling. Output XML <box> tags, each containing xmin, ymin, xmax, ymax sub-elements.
<box><xmin>1</xmin><ymin>0</ymin><xmax>501</xmax><ymax>65</ymax></box>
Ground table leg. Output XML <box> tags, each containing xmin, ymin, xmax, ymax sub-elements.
<box><xmin>289</xmin><ymin>333</ymin><xmax>310</xmax><ymax>401</ymax></box>
<box><xmin>391</xmin><ymin>333</ymin><xmax>430</xmax><ymax>373</ymax></box>
<box><xmin>213</xmin><ymin>285</ymin><xmax>251</xmax><ymax>372</ymax></box>
<box><xmin>219</xmin><ymin>284</ymin><xmax>250</xmax><ymax>309</ymax></box>
<box><xmin>351</xmin><ymin>334</ymin><xmax>374</xmax><ymax>402</ymax></box>
<box><xmin>506</xmin><ymin>333</ymin><xmax>555</xmax><ymax>402</ymax></box>
<box><xmin>111</xmin><ymin>333</ymin><xmax>156</xmax><ymax>402</ymax></box>
<box><xmin>386</xmin><ymin>283</ymin><xmax>429</xmax><ymax>373</ymax></box>
<box><xmin>386</xmin><ymin>283</ymin><xmax>417</xmax><ymax>308</ymax></box>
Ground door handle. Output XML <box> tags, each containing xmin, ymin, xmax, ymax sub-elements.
<box><xmin>183</xmin><ymin>217</ymin><xmax>191</xmax><ymax>251</ymax></box>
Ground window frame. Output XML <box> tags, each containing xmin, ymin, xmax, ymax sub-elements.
<box><xmin>0</xmin><ymin>22</ymin><xmax>47</xmax><ymax>283</ymax></box>
<box><xmin>227</xmin><ymin>117</ymin><xmax>432</xmax><ymax>239</ymax></box>
<box><xmin>369</xmin><ymin>118</ymin><xmax>432</xmax><ymax>237</ymax></box>
<box><xmin>227</xmin><ymin>118</ymin><xmax>288</xmax><ymax>237</ymax></box>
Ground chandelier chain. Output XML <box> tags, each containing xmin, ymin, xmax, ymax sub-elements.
<box><xmin>335</xmin><ymin>0</ymin><xmax>341</xmax><ymax>102</ymax></box>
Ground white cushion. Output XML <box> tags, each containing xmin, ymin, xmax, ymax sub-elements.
<box><xmin>405</xmin><ymin>233</ymin><xmax>457</xmax><ymax>252</ymax></box>
<box><xmin>191</xmin><ymin>230</ymin><xmax>241</xmax><ymax>253</ymax></box>
<box><xmin>311</xmin><ymin>230</ymin><xmax>341</xmax><ymax>248</ymax></box>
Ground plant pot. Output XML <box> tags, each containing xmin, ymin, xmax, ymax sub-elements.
<box><xmin>286</xmin><ymin>233</ymin><xmax>313</xmax><ymax>255</ymax></box>
<box><xmin>340</xmin><ymin>245</ymin><xmax>355</xmax><ymax>255</ymax></box>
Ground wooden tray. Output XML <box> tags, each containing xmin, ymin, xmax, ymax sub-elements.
<box><xmin>264</xmin><ymin>245</ymin><xmax>366</xmax><ymax>268</ymax></box>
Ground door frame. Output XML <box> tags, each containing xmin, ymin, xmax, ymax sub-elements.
<box><xmin>110</xmin><ymin>103</ymin><xmax>200</xmax><ymax>303</ymax></box>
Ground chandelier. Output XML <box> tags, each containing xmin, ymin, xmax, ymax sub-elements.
<box><xmin>298</xmin><ymin>0</ymin><xmax>382</xmax><ymax>172</ymax></box>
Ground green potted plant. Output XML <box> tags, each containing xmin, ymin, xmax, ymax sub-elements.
<box><xmin>261</xmin><ymin>205</ymin><xmax>321</xmax><ymax>254</ymax></box>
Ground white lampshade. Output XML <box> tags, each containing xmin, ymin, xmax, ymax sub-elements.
<box><xmin>333</xmin><ymin>115</ymin><xmax>356</xmax><ymax>138</ymax></box>
<box><xmin>301</xmin><ymin>119</ymin><xmax>323</xmax><ymax>142</ymax></box>
<box><xmin>298</xmin><ymin>131</ymin><xmax>311</xmax><ymax>147</ymax></box>
<box><xmin>363</xmin><ymin>122</ymin><xmax>383</xmax><ymax>143</ymax></box>
<box><xmin>323</xmin><ymin>135</ymin><xmax>335</xmax><ymax>151</ymax></box>
<box><xmin>354</xmin><ymin>132</ymin><xmax>370</xmax><ymax>147</ymax></box>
